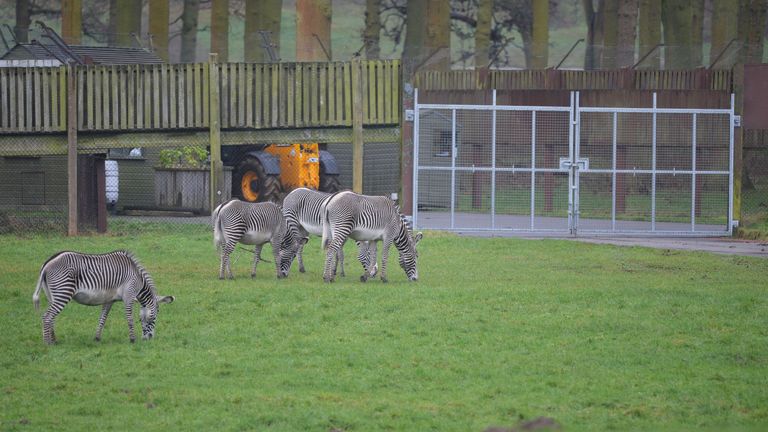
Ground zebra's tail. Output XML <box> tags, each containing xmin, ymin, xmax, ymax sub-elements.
<box><xmin>212</xmin><ymin>202</ymin><xmax>225</xmax><ymax>251</ymax></box>
<box><xmin>320</xmin><ymin>202</ymin><xmax>332</xmax><ymax>251</ymax></box>
<box><xmin>32</xmin><ymin>270</ymin><xmax>46</xmax><ymax>312</ymax></box>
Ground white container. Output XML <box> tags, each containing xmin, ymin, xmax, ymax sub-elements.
<box><xmin>105</xmin><ymin>160</ymin><xmax>119</xmax><ymax>205</ymax></box>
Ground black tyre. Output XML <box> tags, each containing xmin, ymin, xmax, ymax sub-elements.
<box><xmin>319</xmin><ymin>174</ymin><xmax>341</xmax><ymax>193</ymax></box>
<box><xmin>233</xmin><ymin>156</ymin><xmax>283</xmax><ymax>203</ymax></box>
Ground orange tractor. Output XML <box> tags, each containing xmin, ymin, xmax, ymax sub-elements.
<box><xmin>223</xmin><ymin>143</ymin><xmax>341</xmax><ymax>202</ymax></box>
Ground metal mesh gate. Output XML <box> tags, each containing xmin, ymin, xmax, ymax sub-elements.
<box><xmin>413</xmin><ymin>91</ymin><xmax>734</xmax><ymax>236</ymax></box>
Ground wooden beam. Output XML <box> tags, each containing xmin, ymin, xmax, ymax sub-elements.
<box><xmin>209</xmin><ymin>54</ymin><xmax>224</xmax><ymax>212</ymax></box>
<box><xmin>67</xmin><ymin>65</ymin><xmax>78</xmax><ymax>236</ymax></box>
<box><xmin>351</xmin><ymin>58</ymin><xmax>364</xmax><ymax>193</ymax></box>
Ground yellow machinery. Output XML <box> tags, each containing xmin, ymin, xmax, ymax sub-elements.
<box><xmin>227</xmin><ymin>143</ymin><xmax>341</xmax><ymax>203</ymax></box>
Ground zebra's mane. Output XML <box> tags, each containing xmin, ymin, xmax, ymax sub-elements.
<box><xmin>123</xmin><ymin>250</ymin><xmax>158</xmax><ymax>296</ymax></box>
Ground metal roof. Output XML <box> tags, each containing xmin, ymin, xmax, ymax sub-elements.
<box><xmin>1</xmin><ymin>43</ymin><xmax>163</xmax><ymax>65</ymax></box>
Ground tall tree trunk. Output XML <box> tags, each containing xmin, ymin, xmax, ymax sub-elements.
<box><xmin>638</xmin><ymin>0</ymin><xmax>661</xmax><ymax>68</ymax></box>
<box><xmin>149</xmin><ymin>0</ymin><xmax>169</xmax><ymax>61</ymax></box>
<box><xmin>403</xmin><ymin>0</ymin><xmax>450</xmax><ymax>71</ymax></box>
<box><xmin>245</xmin><ymin>0</ymin><xmax>282</xmax><ymax>62</ymax></box>
<box><xmin>710</xmin><ymin>0</ymin><xmax>737</xmax><ymax>67</ymax></box>
<box><xmin>739</xmin><ymin>0</ymin><xmax>767</xmax><ymax>63</ymax></box>
<box><xmin>363</xmin><ymin>0</ymin><xmax>381</xmax><ymax>59</ymax></box>
<box><xmin>661</xmin><ymin>0</ymin><xmax>692</xmax><ymax>69</ymax></box>
<box><xmin>690</xmin><ymin>0</ymin><xmax>704</xmax><ymax>66</ymax></box>
<box><xmin>181</xmin><ymin>0</ymin><xmax>200</xmax><ymax>62</ymax></box>
<box><xmin>116</xmin><ymin>0</ymin><xmax>141</xmax><ymax>47</ymax></box>
<box><xmin>296</xmin><ymin>0</ymin><xmax>331</xmax><ymax>61</ymax></box>
<box><xmin>108</xmin><ymin>0</ymin><xmax>118</xmax><ymax>46</ymax></box>
<box><xmin>602</xmin><ymin>0</ymin><xmax>619</xmax><ymax>69</ymax></box>
<box><xmin>583</xmin><ymin>0</ymin><xmax>606</xmax><ymax>69</ymax></box>
<box><xmin>617</xmin><ymin>0</ymin><xmax>638</xmax><ymax>67</ymax></box>
<box><xmin>531</xmin><ymin>0</ymin><xmax>549</xmax><ymax>68</ymax></box>
<box><xmin>62</xmin><ymin>0</ymin><xmax>82</xmax><ymax>44</ymax></box>
<box><xmin>15</xmin><ymin>0</ymin><xmax>30</xmax><ymax>43</ymax></box>
<box><xmin>475</xmin><ymin>0</ymin><xmax>493</xmax><ymax>68</ymax></box>
<box><xmin>211</xmin><ymin>0</ymin><xmax>229</xmax><ymax>62</ymax></box>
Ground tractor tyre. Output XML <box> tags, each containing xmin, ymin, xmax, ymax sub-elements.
<box><xmin>233</xmin><ymin>156</ymin><xmax>283</xmax><ymax>203</ymax></box>
<box><xmin>319</xmin><ymin>174</ymin><xmax>341</xmax><ymax>194</ymax></box>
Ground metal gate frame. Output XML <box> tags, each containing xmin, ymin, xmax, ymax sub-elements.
<box><xmin>412</xmin><ymin>89</ymin><xmax>735</xmax><ymax>236</ymax></box>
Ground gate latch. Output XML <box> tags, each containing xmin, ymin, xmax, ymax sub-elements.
<box><xmin>559</xmin><ymin>157</ymin><xmax>589</xmax><ymax>170</ymax></box>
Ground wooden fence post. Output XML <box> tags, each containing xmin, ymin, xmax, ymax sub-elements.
<box><xmin>209</xmin><ymin>54</ymin><xmax>224</xmax><ymax>212</ymax></box>
<box><xmin>67</xmin><ymin>64</ymin><xmax>78</xmax><ymax>236</ymax></box>
<box><xmin>351</xmin><ymin>58</ymin><xmax>364</xmax><ymax>193</ymax></box>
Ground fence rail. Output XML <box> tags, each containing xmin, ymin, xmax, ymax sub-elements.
<box><xmin>0</xmin><ymin>60</ymin><xmax>400</xmax><ymax>134</ymax></box>
<box><xmin>414</xmin><ymin>69</ymin><xmax>733</xmax><ymax>92</ymax></box>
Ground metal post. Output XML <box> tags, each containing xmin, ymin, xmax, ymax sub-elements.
<box><xmin>530</xmin><ymin>110</ymin><xmax>536</xmax><ymax>230</ymax></box>
<box><xmin>651</xmin><ymin>92</ymin><xmax>657</xmax><ymax>232</ymax></box>
<box><xmin>209</xmin><ymin>53</ymin><xmax>223</xmax><ymax>213</ymax></box>
<box><xmin>729</xmin><ymin>93</ymin><xmax>735</xmax><ymax>234</ymax></box>
<box><xmin>573</xmin><ymin>91</ymin><xmax>581</xmax><ymax>235</ymax></box>
<box><xmin>450</xmin><ymin>108</ymin><xmax>457</xmax><ymax>229</ymax></box>
<box><xmin>412</xmin><ymin>88</ymin><xmax>420</xmax><ymax>229</ymax></box>
<box><xmin>491</xmin><ymin>89</ymin><xmax>497</xmax><ymax>229</ymax></box>
<box><xmin>567</xmin><ymin>91</ymin><xmax>575</xmax><ymax>234</ymax></box>
<box><xmin>67</xmin><ymin>63</ymin><xmax>78</xmax><ymax>236</ymax></box>
<box><xmin>691</xmin><ymin>113</ymin><xmax>697</xmax><ymax>232</ymax></box>
<box><xmin>612</xmin><ymin>111</ymin><xmax>617</xmax><ymax>231</ymax></box>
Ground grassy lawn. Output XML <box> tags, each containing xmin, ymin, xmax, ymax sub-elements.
<box><xmin>1</xmin><ymin>223</ymin><xmax>767</xmax><ymax>431</ymax></box>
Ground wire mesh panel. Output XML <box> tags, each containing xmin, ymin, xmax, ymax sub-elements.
<box><xmin>413</xmin><ymin>95</ymin><xmax>573</xmax><ymax>232</ymax></box>
<box><xmin>577</xmin><ymin>105</ymin><xmax>733</xmax><ymax>235</ymax></box>
<box><xmin>414</xmin><ymin>91</ymin><xmax>733</xmax><ymax>236</ymax></box>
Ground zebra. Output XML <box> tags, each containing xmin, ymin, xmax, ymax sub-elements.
<box><xmin>213</xmin><ymin>199</ymin><xmax>304</xmax><ymax>279</ymax></box>
<box><xmin>32</xmin><ymin>250</ymin><xmax>175</xmax><ymax>345</ymax></box>
<box><xmin>283</xmin><ymin>187</ymin><xmax>377</xmax><ymax>277</ymax></box>
<box><xmin>321</xmin><ymin>191</ymin><xmax>422</xmax><ymax>283</ymax></box>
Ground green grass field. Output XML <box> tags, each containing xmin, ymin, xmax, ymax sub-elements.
<box><xmin>1</xmin><ymin>223</ymin><xmax>767</xmax><ymax>431</ymax></box>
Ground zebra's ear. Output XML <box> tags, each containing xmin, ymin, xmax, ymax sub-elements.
<box><xmin>414</xmin><ymin>232</ymin><xmax>423</xmax><ymax>244</ymax></box>
<box><xmin>157</xmin><ymin>295</ymin><xmax>175</xmax><ymax>304</ymax></box>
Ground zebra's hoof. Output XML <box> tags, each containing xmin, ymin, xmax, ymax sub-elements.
<box><xmin>129</xmin><ymin>338</ymin><xmax>136</xmax><ymax>344</ymax></box>
<box><xmin>381</xmin><ymin>277</ymin><xmax>388</xmax><ymax>283</ymax></box>
<box><xmin>94</xmin><ymin>336</ymin><xmax>101</xmax><ymax>342</ymax></box>
<box><xmin>299</xmin><ymin>268</ymin><xmax>305</xmax><ymax>273</ymax></box>
<box><xmin>360</xmin><ymin>275</ymin><xmax>368</xmax><ymax>282</ymax></box>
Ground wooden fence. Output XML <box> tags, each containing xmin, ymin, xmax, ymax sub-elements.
<box><xmin>0</xmin><ymin>59</ymin><xmax>401</xmax><ymax>134</ymax></box>
<box><xmin>413</xmin><ymin>68</ymin><xmax>733</xmax><ymax>92</ymax></box>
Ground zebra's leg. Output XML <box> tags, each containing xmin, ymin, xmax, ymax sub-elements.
<box><xmin>297</xmin><ymin>241</ymin><xmax>306</xmax><ymax>273</ymax></box>
<box><xmin>338</xmin><ymin>247</ymin><xmax>345</xmax><ymax>277</ymax></box>
<box><xmin>122</xmin><ymin>298</ymin><xmax>137</xmax><ymax>343</ymax></box>
<box><xmin>323</xmin><ymin>235</ymin><xmax>347</xmax><ymax>283</ymax></box>
<box><xmin>251</xmin><ymin>245</ymin><xmax>263</xmax><ymax>278</ymax></box>
<box><xmin>220</xmin><ymin>241</ymin><xmax>236</xmax><ymax>280</ymax></box>
<box><xmin>379</xmin><ymin>238</ymin><xmax>394</xmax><ymax>283</ymax></box>
<box><xmin>42</xmin><ymin>300</ymin><xmax>69</xmax><ymax>345</ymax></box>
<box><xmin>271</xmin><ymin>238</ymin><xmax>282</xmax><ymax>278</ymax></box>
<box><xmin>368</xmin><ymin>241</ymin><xmax>379</xmax><ymax>277</ymax></box>
<box><xmin>359</xmin><ymin>241</ymin><xmax>378</xmax><ymax>282</ymax></box>
<box><xmin>94</xmin><ymin>302</ymin><xmax>114</xmax><ymax>342</ymax></box>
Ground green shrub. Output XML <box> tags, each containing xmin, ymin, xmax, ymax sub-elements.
<box><xmin>158</xmin><ymin>146</ymin><xmax>209</xmax><ymax>169</ymax></box>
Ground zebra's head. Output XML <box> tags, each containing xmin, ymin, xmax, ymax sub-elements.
<box><xmin>277</xmin><ymin>231</ymin><xmax>308</xmax><ymax>278</ymax></box>
<box><xmin>398</xmin><ymin>231</ymin><xmax>423</xmax><ymax>281</ymax></box>
<box><xmin>139</xmin><ymin>295</ymin><xmax>175</xmax><ymax>340</ymax></box>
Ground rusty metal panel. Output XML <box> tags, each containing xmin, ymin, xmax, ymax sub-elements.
<box><xmin>743</xmin><ymin>65</ymin><xmax>768</xmax><ymax>129</ymax></box>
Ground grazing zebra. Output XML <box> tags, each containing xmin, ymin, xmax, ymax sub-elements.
<box><xmin>213</xmin><ymin>199</ymin><xmax>303</xmax><ymax>279</ymax></box>
<box><xmin>283</xmin><ymin>187</ymin><xmax>377</xmax><ymax>277</ymax></box>
<box><xmin>321</xmin><ymin>191</ymin><xmax>422</xmax><ymax>283</ymax></box>
<box><xmin>32</xmin><ymin>250</ymin><xmax>175</xmax><ymax>345</ymax></box>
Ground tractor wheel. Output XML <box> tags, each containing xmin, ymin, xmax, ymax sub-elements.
<box><xmin>233</xmin><ymin>156</ymin><xmax>283</xmax><ymax>203</ymax></box>
<box><xmin>320</xmin><ymin>174</ymin><xmax>341</xmax><ymax>193</ymax></box>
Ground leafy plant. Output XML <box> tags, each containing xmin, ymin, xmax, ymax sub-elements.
<box><xmin>158</xmin><ymin>146</ymin><xmax>209</xmax><ymax>169</ymax></box>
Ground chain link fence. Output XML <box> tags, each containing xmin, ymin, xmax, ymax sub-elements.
<box><xmin>741</xmin><ymin>131</ymin><xmax>768</xmax><ymax>230</ymax></box>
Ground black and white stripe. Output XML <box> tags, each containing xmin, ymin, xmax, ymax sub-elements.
<box><xmin>213</xmin><ymin>199</ymin><xmax>303</xmax><ymax>279</ymax></box>
<box><xmin>320</xmin><ymin>191</ymin><xmax>422</xmax><ymax>283</ymax></box>
<box><xmin>283</xmin><ymin>187</ymin><xmax>376</xmax><ymax>277</ymax></box>
<box><xmin>32</xmin><ymin>250</ymin><xmax>175</xmax><ymax>344</ymax></box>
